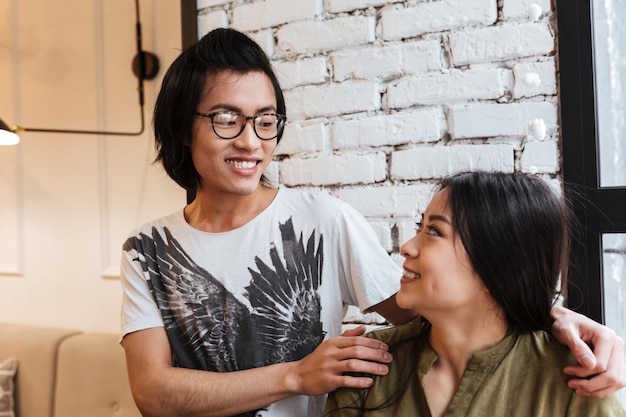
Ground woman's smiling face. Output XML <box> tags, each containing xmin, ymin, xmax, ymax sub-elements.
<box><xmin>397</xmin><ymin>189</ymin><xmax>489</xmax><ymax>316</ymax></box>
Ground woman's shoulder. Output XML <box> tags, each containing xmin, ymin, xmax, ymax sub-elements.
<box><xmin>520</xmin><ymin>329</ymin><xmax>579</xmax><ymax>366</ymax></box>
<box><xmin>365</xmin><ymin>318</ymin><xmax>426</xmax><ymax>345</ymax></box>
<box><xmin>512</xmin><ymin>330</ymin><xmax>626</xmax><ymax>416</ymax></box>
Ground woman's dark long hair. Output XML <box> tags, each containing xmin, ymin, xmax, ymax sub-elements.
<box><xmin>153</xmin><ymin>28</ymin><xmax>286</xmax><ymax>190</ymax></box>
<box><xmin>441</xmin><ymin>171</ymin><xmax>570</xmax><ymax>333</ymax></box>
<box><xmin>326</xmin><ymin>171</ymin><xmax>571</xmax><ymax>416</ymax></box>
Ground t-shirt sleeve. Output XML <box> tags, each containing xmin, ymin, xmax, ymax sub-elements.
<box><xmin>119</xmin><ymin>237</ymin><xmax>164</xmax><ymax>342</ymax></box>
<box><xmin>333</xmin><ymin>202</ymin><xmax>401</xmax><ymax>313</ymax></box>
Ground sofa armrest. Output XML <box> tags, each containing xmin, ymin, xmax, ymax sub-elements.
<box><xmin>52</xmin><ymin>332</ymin><xmax>141</xmax><ymax>417</ymax></box>
<box><xmin>0</xmin><ymin>323</ymin><xmax>80</xmax><ymax>417</ymax></box>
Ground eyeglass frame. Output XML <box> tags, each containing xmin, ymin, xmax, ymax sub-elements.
<box><xmin>195</xmin><ymin>111</ymin><xmax>287</xmax><ymax>140</ymax></box>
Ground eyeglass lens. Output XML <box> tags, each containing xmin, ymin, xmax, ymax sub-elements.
<box><xmin>212</xmin><ymin>112</ymin><xmax>282</xmax><ymax>140</ymax></box>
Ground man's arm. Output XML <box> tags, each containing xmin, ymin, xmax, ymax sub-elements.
<box><xmin>372</xmin><ymin>296</ymin><xmax>626</xmax><ymax>398</ymax></box>
<box><xmin>123</xmin><ymin>326</ymin><xmax>393</xmax><ymax>417</ymax></box>
<box><xmin>551</xmin><ymin>306</ymin><xmax>626</xmax><ymax>398</ymax></box>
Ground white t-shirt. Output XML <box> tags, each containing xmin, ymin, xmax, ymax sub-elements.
<box><xmin>120</xmin><ymin>187</ymin><xmax>401</xmax><ymax>417</ymax></box>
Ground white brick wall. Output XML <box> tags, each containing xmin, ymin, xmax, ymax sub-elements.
<box><xmin>197</xmin><ymin>10</ymin><xmax>227</xmax><ymax>37</ymax></box>
<box><xmin>275</xmin><ymin>121</ymin><xmax>329</xmax><ymax>156</ymax></box>
<box><xmin>232</xmin><ymin>0</ymin><xmax>322</xmax><ymax>32</ymax></box>
<box><xmin>387</xmin><ymin>68</ymin><xmax>512</xmax><ymax>107</ymax></box>
<box><xmin>326</xmin><ymin>0</ymin><xmax>400</xmax><ymax>14</ymax></box>
<box><xmin>280</xmin><ymin>152</ymin><xmax>387</xmax><ymax>186</ymax></box>
<box><xmin>197</xmin><ymin>0</ymin><xmax>229</xmax><ymax>8</ymax></box>
<box><xmin>195</xmin><ymin>0</ymin><xmax>562</xmax><ymax>255</ymax></box>
<box><xmin>335</xmin><ymin>184</ymin><xmax>433</xmax><ymax>217</ymax></box>
<box><xmin>502</xmin><ymin>0</ymin><xmax>552</xmax><ymax>20</ymax></box>
<box><xmin>448</xmin><ymin>22</ymin><xmax>554</xmax><ymax>66</ymax></box>
<box><xmin>277</xmin><ymin>16</ymin><xmax>376</xmax><ymax>54</ymax></box>
<box><xmin>331</xmin><ymin>40</ymin><xmax>442</xmax><ymax>82</ymax></box>
<box><xmin>380</xmin><ymin>0</ymin><xmax>497</xmax><ymax>41</ymax></box>
<box><xmin>449</xmin><ymin>101</ymin><xmax>558</xmax><ymax>139</ymax></box>
<box><xmin>390</xmin><ymin>144</ymin><xmax>515</xmax><ymax>180</ymax></box>
<box><xmin>274</xmin><ymin>57</ymin><xmax>328</xmax><ymax>90</ymax></box>
<box><xmin>331</xmin><ymin>109</ymin><xmax>446</xmax><ymax>149</ymax></box>
<box><xmin>286</xmin><ymin>81</ymin><xmax>380</xmax><ymax>120</ymax></box>
<box><xmin>513</xmin><ymin>59</ymin><xmax>557</xmax><ymax>98</ymax></box>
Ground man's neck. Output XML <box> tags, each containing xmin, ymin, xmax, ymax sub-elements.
<box><xmin>184</xmin><ymin>185</ymin><xmax>279</xmax><ymax>233</ymax></box>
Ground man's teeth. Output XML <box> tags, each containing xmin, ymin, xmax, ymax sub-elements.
<box><xmin>402</xmin><ymin>270</ymin><xmax>420</xmax><ymax>280</ymax></box>
<box><xmin>227</xmin><ymin>160</ymin><xmax>256</xmax><ymax>169</ymax></box>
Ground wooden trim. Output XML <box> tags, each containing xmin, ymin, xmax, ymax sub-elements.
<box><xmin>180</xmin><ymin>0</ymin><xmax>198</xmax><ymax>203</ymax></box>
<box><xmin>180</xmin><ymin>0</ymin><xmax>198</xmax><ymax>50</ymax></box>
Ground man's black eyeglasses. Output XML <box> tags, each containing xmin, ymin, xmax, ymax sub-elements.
<box><xmin>195</xmin><ymin>111</ymin><xmax>287</xmax><ymax>140</ymax></box>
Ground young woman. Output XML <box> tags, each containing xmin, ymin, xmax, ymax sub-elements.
<box><xmin>325</xmin><ymin>171</ymin><xmax>626</xmax><ymax>417</ymax></box>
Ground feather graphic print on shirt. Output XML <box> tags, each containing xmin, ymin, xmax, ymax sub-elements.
<box><xmin>123</xmin><ymin>217</ymin><xmax>326</xmax><ymax>374</ymax></box>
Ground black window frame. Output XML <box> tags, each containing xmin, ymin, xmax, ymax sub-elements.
<box><xmin>557</xmin><ymin>0</ymin><xmax>626</xmax><ymax>324</ymax></box>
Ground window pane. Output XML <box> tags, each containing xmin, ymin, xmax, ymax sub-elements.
<box><xmin>593</xmin><ymin>0</ymin><xmax>626</xmax><ymax>187</ymax></box>
<box><xmin>602</xmin><ymin>233</ymin><xmax>626</xmax><ymax>401</ymax></box>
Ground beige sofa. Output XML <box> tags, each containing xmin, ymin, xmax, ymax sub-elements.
<box><xmin>0</xmin><ymin>322</ymin><xmax>141</xmax><ymax>417</ymax></box>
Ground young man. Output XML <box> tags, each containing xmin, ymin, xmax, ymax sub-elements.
<box><xmin>120</xmin><ymin>28</ymin><xmax>625</xmax><ymax>417</ymax></box>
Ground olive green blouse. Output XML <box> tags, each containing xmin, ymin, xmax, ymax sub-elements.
<box><xmin>325</xmin><ymin>318</ymin><xmax>625</xmax><ymax>417</ymax></box>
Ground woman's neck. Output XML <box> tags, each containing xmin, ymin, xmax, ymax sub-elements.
<box><xmin>420</xmin><ymin>307</ymin><xmax>508</xmax><ymax>417</ymax></box>
<box><xmin>427</xmin><ymin>314</ymin><xmax>508</xmax><ymax>378</ymax></box>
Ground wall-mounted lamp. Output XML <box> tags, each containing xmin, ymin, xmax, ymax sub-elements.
<box><xmin>0</xmin><ymin>0</ymin><xmax>159</xmax><ymax>146</ymax></box>
<box><xmin>0</xmin><ymin>119</ymin><xmax>20</xmax><ymax>146</ymax></box>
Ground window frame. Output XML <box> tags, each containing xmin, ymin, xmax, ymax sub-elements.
<box><xmin>557</xmin><ymin>0</ymin><xmax>626</xmax><ymax>323</ymax></box>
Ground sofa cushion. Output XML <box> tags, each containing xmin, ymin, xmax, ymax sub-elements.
<box><xmin>0</xmin><ymin>357</ymin><xmax>18</xmax><ymax>417</ymax></box>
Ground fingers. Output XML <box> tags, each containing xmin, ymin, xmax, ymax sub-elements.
<box><xmin>334</xmin><ymin>373</ymin><xmax>376</xmax><ymax>389</ymax></box>
<box><xmin>291</xmin><ymin>334</ymin><xmax>393</xmax><ymax>395</ymax></box>
<box><xmin>332</xmin><ymin>333</ymin><xmax>389</xmax><ymax>351</ymax></box>
<box><xmin>561</xmin><ymin>326</ymin><xmax>619</xmax><ymax>376</ymax></box>
<box><xmin>326</xmin><ymin>336</ymin><xmax>392</xmax><ymax>367</ymax></box>
<box><xmin>326</xmin><ymin>337</ymin><xmax>393</xmax><ymax>391</ymax></box>
<box><xmin>316</xmin><ymin>343</ymin><xmax>391</xmax><ymax>391</ymax></box>
<box><xmin>551</xmin><ymin>316</ymin><xmax>597</xmax><ymax>370</ymax></box>
<box><xmin>550</xmin><ymin>306</ymin><xmax>626</xmax><ymax>397</ymax></box>
<box><xmin>341</xmin><ymin>325</ymin><xmax>367</xmax><ymax>337</ymax></box>
<box><xmin>563</xmin><ymin>364</ymin><xmax>600</xmax><ymax>379</ymax></box>
<box><xmin>567</xmin><ymin>339</ymin><xmax>598</xmax><ymax>371</ymax></box>
<box><xmin>550</xmin><ymin>305</ymin><xmax>617</xmax><ymax>371</ymax></box>
<box><xmin>563</xmin><ymin>335</ymin><xmax>626</xmax><ymax>398</ymax></box>
<box><xmin>589</xmin><ymin>330</ymin><xmax>622</xmax><ymax>374</ymax></box>
<box><xmin>566</xmin><ymin>372</ymin><xmax>625</xmax><ymax>398</ymax></box>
